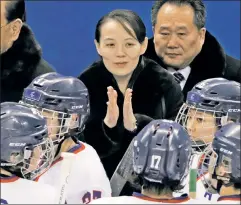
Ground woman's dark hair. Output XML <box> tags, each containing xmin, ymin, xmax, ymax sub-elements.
<box><xmin>5</xmin><ymin>0</ymin><xmax>26</xmax><ymax>23</ymax></box>
<box><xmin>95</xmin><ymin>9</ymin><xmax>146</xmax><ymax>44</ymax></box>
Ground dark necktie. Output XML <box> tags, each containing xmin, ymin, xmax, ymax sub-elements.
<box><xmin>173</xmin><ymin>72</ymin><xmax>185</xmax><ymax>84</ymax></box>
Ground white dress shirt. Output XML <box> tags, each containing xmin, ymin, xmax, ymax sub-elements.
<box><xmin>167</xmin><ymin>66</ymin><xmax>191</xmax><ymax>90</ymax></box>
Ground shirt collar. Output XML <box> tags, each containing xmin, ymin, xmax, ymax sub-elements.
<box><xmin>167</xmin><ymin>66</ymin><xmax>191</xmax><ymax>81</ymax></box>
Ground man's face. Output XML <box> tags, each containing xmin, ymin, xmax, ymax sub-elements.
<box><xmin>0</xmin><ymin>1</ymin><xmax>22</xmax><ymax>54</ymax></box>
<box><xmin>153</xmin><ymin>3</ymin><xmax>206</xmax><ymax>69</ymax></box>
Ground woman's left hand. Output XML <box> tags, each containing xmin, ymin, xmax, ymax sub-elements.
<box><xmin>123</xmin><ymin>88</ymin><xmax>137</xmax><ymax>132</ymax></box>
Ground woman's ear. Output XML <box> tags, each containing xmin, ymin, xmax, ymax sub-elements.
<box><xmin>10</xmin><ymin>18</ymin><xmax>23</xmax><ymax>41</ymax></box>
<box><xmin>140</xmin><ymin>37</ymin><xmax>148</xmax><ymax>55</ymax></box>
<box><xmin>94</xmin><ymin>39</ymin><xmax>101</xmax><ymax>56</ymax></box>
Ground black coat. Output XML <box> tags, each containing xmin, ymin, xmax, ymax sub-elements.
<box><xmin>1</xmin><ymin>24</ymin><xmax>55</xmax><ymax>103</ymax></box>
<box><xmin>144</xmin><ymin>31</ymin><xmax>241</xmax><ymax>99</ymax></box>
<box><xmin>78</xmin><ymin>56</ymin><xmax>183</xmax><ymax>178</ymax></box>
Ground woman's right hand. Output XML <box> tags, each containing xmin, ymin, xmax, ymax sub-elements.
<box><xmin>104</xmin><ymin>86</ymin><xmax>119</xmax><ymax>128</ymax></box>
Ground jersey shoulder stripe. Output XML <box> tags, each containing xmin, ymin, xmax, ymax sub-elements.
<box><xmin>0</xmin><ymin>175</ymin><xmax>19</xmax><ymax>183</ymax></box>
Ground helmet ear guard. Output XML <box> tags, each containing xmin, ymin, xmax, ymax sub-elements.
<box><xmin>218</xmin><ymin>110</ymin><xmax>239</xmax><ymax>127</ymax></box>
<box><xmin>220</xmin><ymin>115</ymin><xmax>228</xmax><ymax>126</ymax></box>
<box><xmin>62</xmin><ymin>113</ymin><xmax>88</xmax><ymax>138</ymax></box>
<box><xmin>133</xmin><ymin>122</ymin><xmax>160</xmax><ymax>175</ymax></box>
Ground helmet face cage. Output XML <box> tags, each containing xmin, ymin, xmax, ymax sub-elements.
<box><xmin>21</xmin><ymin>138</ymin><xmax>54</xmax><ymax>180</ymax></box>
<box><xmin>176</xmin><ymin>103</ymin><xmax>227</xmax><ymax>152</ymax></box>
<box><xmin>2</xmin><ymin>138</ymin><xmax>54</xmax><ymax>180</ymax></box>
<box><xmin>198</xmin><ymin>146</ymin><xmax>233</xmax><ymax>194</ymax></box>
<box><xmin>20</xmin><ymin>100</ymin><xmax>83</xmax><ymax>144</ymax></box>
<box><xmin>40</xmin><ymin>108</ymin><xmax>81</xmax><ymax>144</ymax></box>
<box><xmin>198</xmin><ymin>146</ymin><xmax>217</xmax><ymax>194</ymax></box>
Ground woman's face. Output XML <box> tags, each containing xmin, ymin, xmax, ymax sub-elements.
<box><xmin>41</xmin><ymin>110</ymin><xmax>60</xmax><ymax>141</ymax></box>
<box><xmin>208</xmin><ymin>152</ymin><xmax>232</xmax><ymax>188</ymax></box>
<box><xmin>27</xmin><ymin>146</ymin><xmax>43</xmax><ymax>172</ymax></box>
<box><xmin>95</xmin><ymin>20</ymin><xmax>147</xmax><ymax>77</ymax></box>
<box><xmin>186</xmin><ymin>109</ymin><xmax>217</xmax><ymax>145</ymax></box>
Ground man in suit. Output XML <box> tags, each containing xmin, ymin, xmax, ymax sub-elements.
<box><xmin>144</xmin><ymin>0</ymin><xmax>240</xmax><ymax>99</ymax></box>
<box><xmin>0</xmin><ymin>0</ymin><xmax>54</xmax><ymax>102</ymax></box>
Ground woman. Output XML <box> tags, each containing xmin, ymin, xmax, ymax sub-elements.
<box><xmin>78</xmin><ymin>9</ymin><xmax>183</xmax><ymax>178</ymax></box>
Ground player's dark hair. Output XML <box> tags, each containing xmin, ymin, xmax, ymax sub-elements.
<box><xmin>142</xmin><ymin>178</ymin><xmax>183</xmax><ymax>194</ymax></box>
<box><xmin>234</xmin><ymin>183</ymin><xmax>241</xmax><ymax>190</ymax></box>
<box><xmin>95</xmin><ymin>9</ymin><xmax>146</xmax><ymax>44</ymax></box>
<box><xmin>5</xmin><ymin>0</ymin><xmax>26</xmax><ymax>23</ymax></box>
<box><xmin>151</xmin><ymin>0</ymin><xmax>206</xmax><ymax>29</ymax></box>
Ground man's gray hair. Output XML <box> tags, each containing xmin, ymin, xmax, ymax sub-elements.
<box><xmin>151</xmin><ymin>0</ymin><xmax>206</xmax><ymax>29</ymax></box>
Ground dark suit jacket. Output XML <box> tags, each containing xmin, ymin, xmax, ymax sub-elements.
<box><xmin>78</xmin><ymin>56</ymin><xmax>183</xmax><ymax>178</ymax></box>
<box><xmin>144</xmin><ymin>31</ymin><xmax>241</xmax><ymax>99</ymax></box>
<box><xmin>1</xmin><ymin>24</ymin><xmax>55</xmax><ymax>103</ymax></box>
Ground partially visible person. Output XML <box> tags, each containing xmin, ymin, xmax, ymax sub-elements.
<box><xmin>21</xmin><ymin>72</ymin><xmax>111</xmax><ymax>204</ymax></box>
<box><xmin>144</xmin><ymin>0</ymin><xmax>240</xmax><ymax>99</ymax></box>
<box><xmin>91</xmin><ymin>119</ymin><xmax>205</xmax><ymax>204</ymax></box>
<box><xmin>199</xmin><ymin>123</ymin><xmax>241</xmax><ymax>204</ymax></box>
<box><xmin>175</xmin><ymin>78</ymin><xmax>240</xmax><ymax>202</ymax></box>
<box><xmin>0</xmin><ymin>0</ymin><xmax>55</xmax><ymax>103</ymax></box>
<box><xmin>0</xmin><ymin>102</ymin><xmax>56</xmax><ymax>204</ymax></box>
<box><xmin>78</xmin><ymin>9</ymin><xmax>183</xmax><ymax>178</ymax></box>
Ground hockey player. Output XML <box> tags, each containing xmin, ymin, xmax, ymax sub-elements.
<box><xmin>175</xmin><ymin>78</ymin><xmax>240</xmax><ymax>202</ymax></box>
<box><xmin>91</xmin><ymin>119</ymin><xmax>205</xmax><ymax>204</ymax></box>
<box><xmin>199</xmin><ymin>123</ymin><xmax>241</xmax><ymax>204</ymax></box>
<box><xmin>0</xmin><ymin>102</ymin><xmax>56</xmax><ymax>204</ymax></box>
<box><xmin>176</xmin><ymin>78</ymin><xmax>240</xmax><ymax>151</ymax></box>
<box><xmin>21</xmin><ymin>72</ymin><xmax>111</xmax><ymax>204</ymax></box>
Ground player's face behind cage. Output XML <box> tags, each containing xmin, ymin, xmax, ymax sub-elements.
<box><xmin>176</xmin><ymin>104</ymin><xmax>225</xmax><ymax>150</ymax></box>
<box><xmin>41</xmin><ymin>108</ymin><xmax>81</xmax><ymax>143</ymax></box>
<box><xmin>198</xmin><ymin>145</ymin><xmax>233</xmax><ymax>194</ymax></box>
<box><xmin>10</xmin><ymin>138</ymin><xmax>54</xmax><ymax>180</ymax></box>
<box><xmin>21</xmin><ymin>104</ymin><xmax>81</xmax><ymax>144</ymax></box>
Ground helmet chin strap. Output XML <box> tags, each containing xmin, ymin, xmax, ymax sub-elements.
<box><xmin>53</xmin><ymin>132</ymin><xmax>79</xmax><ymax>159</ymax></box>
<box><xmin>53</xmin><ymin>136</ymin><xmax>65</xmax><ymax>158</ymax></box>
<box><xmin>212</xmin><ymin>172</ymin><xmax>233</xmax><ymax>194</ymax></box>
<box><xmin>4</xmin><ymin>162</ymin><xmax>24</xmax><ymax>179</ymax></box>
<box><xmin>216</xmin><ymin>179</ymin><xmax>223</xmax><ymax>194</ymax></box>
